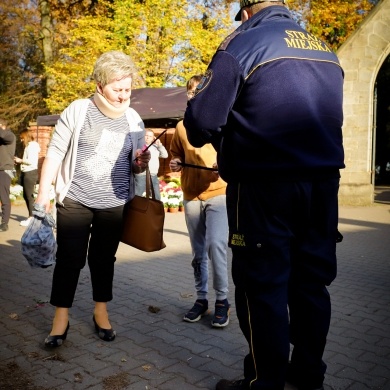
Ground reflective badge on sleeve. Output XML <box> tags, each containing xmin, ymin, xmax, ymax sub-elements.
<box><xmin>195</xmin><ymin>69</ymin><xmax>212</xmax><ymax>96</ymax></box>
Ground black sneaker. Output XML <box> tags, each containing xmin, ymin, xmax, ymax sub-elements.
<box><xmin>216</xmin><ymin>379</ymin><xmax>248</xmax><ymax>390</ymax></box>
<box><xmin>183</xmin><ymin>299</ymin><xmax>208</xmax><ymax>322</ymax></box>
<box><xmin>0</xmin><ymin>223</ymin><xmax>8</xmax><ymax>232</ymax></box>
<box><xmin>211</xmin><ymin>299</ymin><xmax>230</xmax><ymax>327</ymax></box>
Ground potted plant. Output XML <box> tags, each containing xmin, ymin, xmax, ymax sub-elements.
<box><xmin>167</xmin><ymin>196</ymin><xmax>180</xmax><ymax>212</ymax></box>
<box><xmin>160</xmin><ymin>191</ymin><xmax>169</xmax><ymax>212</ymax></box>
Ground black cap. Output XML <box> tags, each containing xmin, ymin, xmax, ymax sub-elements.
<box><xmin>235</xmin><ymin>0</ymin><xmax>285</xmax><ymax>21</ymax></box>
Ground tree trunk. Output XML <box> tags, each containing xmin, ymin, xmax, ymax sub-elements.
<box><xmin>39</xmin><ymin>0</ymin><xmax>54</xmax><ymax>97</ymax></box>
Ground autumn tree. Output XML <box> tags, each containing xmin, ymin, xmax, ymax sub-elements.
<box><xmin>0</xmin><ymin>0</ymin><xmax>107</xmax><ymax>129</ymax></box>
<box><xmin>0</xmin><ymin>0</ymin><xmax>381</xmax><ymax>126</ymax></box>
<box><xmin>0</xmin><ymin>0</ymin><xmax>46</xmax><ymax>130</ymax></box>
<box><xmin>45</xmin><ymin>0</ymin><xmax>234</xmax><ymax>113</ymax></box>
<box><xmin>177</xmin><ymin>0</ymin><xmax>236</xmax><ymax>82</ymax></box>
<box><xmin>288</xmin><ymin>0</ymin><xmax>377</xmax><ymax>50</ymax></box>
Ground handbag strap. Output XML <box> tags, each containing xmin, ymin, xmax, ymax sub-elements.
<box><xmin>145</xmin><ymin>166</ymin><xmax>156</xmax><ymax>200</ymax></box>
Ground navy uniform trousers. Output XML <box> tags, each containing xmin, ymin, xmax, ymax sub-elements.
<box><xmin>226</xmin><ymin>176</ymin><xmax>339</xmax><ymax>390</ymax></box>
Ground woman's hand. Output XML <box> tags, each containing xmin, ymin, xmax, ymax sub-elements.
<box><xmin>169</xmin><ymin>158</ymin><xmax>182</xmax><ymax>172</ymax></box>
<box><xmin>14</xmin><ymin>157</ymin><xmax>23</xmax><ymax>164</ymax></box>
<box><xmin>34</xmin><ymin>193</ymin><xmax>51</xmax><ymax>213</ymax></box>
<box><xmin>133</xmin><ymin>149</ymin><xmax>151</xmax><ymax>173</ymax></box>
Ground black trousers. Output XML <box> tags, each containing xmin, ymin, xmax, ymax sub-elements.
<box><xmin>50</xmin><ymin>197</ymin><xmax>124</xmax><ymax>308</ymax></box>
<box><xmin>226</xmin><ymin>177</ymin><xmax>339</xmax><ymax>390</ymax></box>
<box><xmin>0</xmin><ymin>171</ymin><xmax>11</xmax><ymax>224</ymax></box>
<box><xmin>20</xmin><ymin>169</ymin><xmax>38</xmax><ymax>216</ymax></box>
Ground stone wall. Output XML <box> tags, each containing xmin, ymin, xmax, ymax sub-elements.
<box><xmin>337</xmin><ymin>0</ymin><xmax>390</xmax><ymax>205</ymax></box>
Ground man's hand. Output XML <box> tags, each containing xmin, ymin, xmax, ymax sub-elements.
<box><xmin>169</xmin><ymin>158</ymin><xmax>182</xmax><ymax>172</ymax></box>
<box><xmin>211</xmin><ymin>162</ymin><xmax>219</xmax><ymax>178</ymax></box>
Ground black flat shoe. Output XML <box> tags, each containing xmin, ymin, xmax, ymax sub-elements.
<box><xmin>93</xmin><ymin>316</ymin><xmax>116</xmax><ymax>341</ymax></box>
<box><xmin>44</xmin><ymin>322</ymin><xmax>69</xmax><ymax>347</ymax></box>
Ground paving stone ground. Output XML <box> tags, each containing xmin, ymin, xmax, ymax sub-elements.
<box><xmin>1</xmin><ymin>187</ymin><xmax>389</xmax><ymax>390</ymax></box>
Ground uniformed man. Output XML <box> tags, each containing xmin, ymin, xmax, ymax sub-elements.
<box><xmin>184</xmin><ymin>1</ymin><xmax>345</xmax><ymax>389</ymax></box>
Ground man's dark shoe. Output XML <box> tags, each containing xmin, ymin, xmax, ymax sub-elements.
<box><xmin>0</xmin><ymin>223</ymin><xmax>9</xmax><ymax>232</ymax></box>
<box><xmin>183</xmin><ymin>299</ymin><xmax>209</xmax><ymax>322</ymax></box>
<box><xmin>216</xmin><ymin>379</ymin><xmax>248</xmax><ymax>390</ymax></box>
<box><xmin>286</xmin><ymin>377</ymin><xmax>324</xmax><ymax>390</ymax></box>
<box><xmin>286</xmin><ymin>365</ymin><xmax>324</xmax><ymax>390</ymax></box>
<box><xmin>287</xmin><ymin>385</ymin><xmax>324</xmax><ymax>390</ymax></box>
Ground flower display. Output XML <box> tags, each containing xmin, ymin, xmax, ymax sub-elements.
<box><xmin>160</xmin><ymin>192</ymin><xmax>169</xmax><ymax>208</ymax></box>
<box><xmin>167</xmin><ymin>196</ymin><xmax>180</xmax><ymax>208</ymax></box>
<box><xmin>9</xmin><ymin>185</ymin><xmax>23</xmax><ymax>201</ymax></box>
<box><xmin>10</xmin><ymin>183</ymin><xmax>55</xmax><ymax>203</ymax></box>
<box><xmin>159</xmin><ymin>177</ymin><xmax>183</xmax><ymax>210</ymax></box>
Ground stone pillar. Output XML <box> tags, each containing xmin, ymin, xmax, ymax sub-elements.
<box><xmin>337</xmin><ymin>0</ymin><xmax>390</xmax><ymax>205</ymax></box>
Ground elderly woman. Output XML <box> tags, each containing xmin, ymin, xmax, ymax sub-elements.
<box><xmin>35</xmin><ymin>51</ymin><xmax>151</xmax><ymax>347</ymax></box>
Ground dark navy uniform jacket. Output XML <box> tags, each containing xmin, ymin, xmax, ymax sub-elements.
<box><xmin>184</xmin><ymin>6</ymin><xmax>345</xmax><ymax>182</ymax></box>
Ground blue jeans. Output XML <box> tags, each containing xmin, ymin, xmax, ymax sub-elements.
<box><xmin>134</xmin><ymin>173</ymin><xmax>161</xmax><ymax>200</ymax></box>
<box><xmin>184</xmin><ymin>195</ymin><xmax>229</xmax><ymax>301</ymax></box>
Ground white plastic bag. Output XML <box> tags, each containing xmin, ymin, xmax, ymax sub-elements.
<box><xmin>21</xmin><ymin>204</ymin><xmax>57</xmax><ymax>268</ymax></box>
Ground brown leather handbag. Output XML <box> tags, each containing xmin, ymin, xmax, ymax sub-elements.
<box><xmin>121</xmin><ymin>166</ymin><xmax>166</xmax><ymax>252</ymax></box>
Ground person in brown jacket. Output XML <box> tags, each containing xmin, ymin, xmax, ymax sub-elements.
<box><xmin>169</xmin><ymin>75</ymin><xmax>230</xmax><ymax>327</ymax></box>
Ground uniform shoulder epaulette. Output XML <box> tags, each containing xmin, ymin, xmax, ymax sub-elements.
<box><xmin>217</xmin><ymin>30</ymin><xmax>241</xmax><ymax>51</ymax></box>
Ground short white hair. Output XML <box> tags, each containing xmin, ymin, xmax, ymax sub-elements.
<box><xmin>93</xmin><ymin>51</ymin><xmax>136</xmax><ymax>87</ymax></box>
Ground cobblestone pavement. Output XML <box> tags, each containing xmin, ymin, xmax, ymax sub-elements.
<box><xmin>0</xmin><ymin>190</ymin><xmax>389</xmax><ymax>390</ymax></box>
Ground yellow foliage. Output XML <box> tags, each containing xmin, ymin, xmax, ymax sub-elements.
<box><xmin>45</xmin><ymin>14</ymin><xmax>117</xmax><ymax>113</ymax></box>
<box><xmin>45</xmin><ymin>0</ymin><xmax>234</xmax><ymax>112</ymax></box>
<box><xmin>288</xmin><ymin>0</ymin><xmax>375</xmax><ymax>51</ymax></box>
<box><xmin>44</xmin><ymin>0</ymin><xmax>377</xmax><ymax>113</ymax></box>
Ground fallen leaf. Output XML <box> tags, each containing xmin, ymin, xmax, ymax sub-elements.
<box><xmin>148</xmin><ymin>305</ymin><xmax>160</xmax><ymax>313</ymax></box>
<box><xmin>180</xmin><ymin>293</ymin><xmax>193</xmax><ymax>298</ymax></box>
